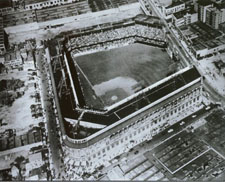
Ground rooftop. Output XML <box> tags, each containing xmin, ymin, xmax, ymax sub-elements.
<box><xmin>166</xmin><ymin>0</ymin><xmax>184</xmax><ymax>9</ymax></box>
<box><xmin>173</xmin><ymin>7</ymin><xmax>196</xmax><ymax>19</ymax></box>
<box><xmin>25</xmin><ymin>0</ymin><xmax>48</xmax><ymax>5</ymax></box>
<box><xmin>28</xmin><ymin>152</ymin><xmax>42</xmax><ymax>162</ymax></box>
<box><xmin>215</xmin><ymin>2</ymin><xmax>225</xmax><ymax>9</ymax></box>
<box><xmin>198</xmin><ymin>0</ymin><xmax>213</xmax><ymax>6</ymax></box>
<box><xmin>0</xmin><ymin>0</ymin><xmax>12</xmax><ymax>9</ymax></box>
<box><xmin>220</xmin><ymin>21</ymin><xmax>225</xmax><ymax>27</ymax></box>
<box><xmin>180</xmin><ymin>21</ymin><xmax>224</xmax><ymax>51</ymax></box>
<box><xmin>4</xmin><ymin>51</ymin><xmax>20</xmax><ymax>62</ymax></box>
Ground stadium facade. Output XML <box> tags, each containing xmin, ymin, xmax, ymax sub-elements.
<box><xmin>46</xmin><ymin>15</ymin><xmax>205</xmax><ymax>171</ymax></box>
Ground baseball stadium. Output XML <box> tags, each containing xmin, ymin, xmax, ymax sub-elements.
<box><xmin>54</xmin><ymin>15</ymin><xmax>176</xmax><ymax>134</ymax></box>
<box><xmin>49</xmin><ymin>15</ymin><xmax>200</xmax><ymax>137</ymax></box>
<box><xmin>46</xmin><ymin>14</ymin><xmax>205</xmax><ymax>170</ymax></box>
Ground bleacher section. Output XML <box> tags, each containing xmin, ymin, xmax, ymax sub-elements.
<box><xmin>64</xmin><ymin>16</ymin><xmax>164</xmax><ymax>55</ymax></box>
<box><xmin>68</xmin><ymin>24</ymin><xmax>164</xmax><ymax>51</ymax></box>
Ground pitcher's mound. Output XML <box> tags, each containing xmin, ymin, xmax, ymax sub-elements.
<box><xmin>111</xmin><ymin>96</ymin><xmax>118</xmax><ymax>101</ymax></box>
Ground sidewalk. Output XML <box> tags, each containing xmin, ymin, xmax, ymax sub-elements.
<box><xmin>36</xmin><ymin>48</ymin><xmax>64</xmax><ymax>178</ymax></box>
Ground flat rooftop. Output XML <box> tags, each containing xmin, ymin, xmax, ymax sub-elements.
<box><xmin>0</xmin><ymin>0</ymin><xmax>12</xmax><ymax>8</ymax></box>
<box><xmin>166</xmin><ymin>0</ymin><xmax>184</xmax><ymax>9</ymax></box>
<box><xmin>173</xmin><ymin>8</ymin><xmax>196</xmax><ymax>19</ymax></box>
<box><xmin>180</xmin><ymin>21</ymin><xmax>224</xmax><ymax>51</ymax></box>
<box><xmin>198</xmin><ymin>0</ymin><xmax>213</xmax><ymax>6</ymax></box>
<box><xmin>25</xmin><ymin>0</ymin><xmax>47</xmax><ymax>5</ymax></box>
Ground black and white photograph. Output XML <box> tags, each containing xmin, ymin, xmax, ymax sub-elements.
<box><xmin>0</xmin><ymin>0</ymin><xmax>225</xmax><ymax>181</ymax></box>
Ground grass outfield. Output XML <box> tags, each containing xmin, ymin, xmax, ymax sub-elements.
<box><xmin>75</xmin><ymin>43</ymin><xmax>178</xmax><ymax>109</ymax></box>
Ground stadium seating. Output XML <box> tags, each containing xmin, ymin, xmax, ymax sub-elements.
<box><xmin>68</xmin><ymin>24</ymin><xmax>164</xmax><ymax>54</ymax></box>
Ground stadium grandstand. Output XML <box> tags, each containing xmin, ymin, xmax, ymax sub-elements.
<box><xmin>65</xmin><ymin>15</ymin><xmax>164</xmax><ymax>55</ymax></box>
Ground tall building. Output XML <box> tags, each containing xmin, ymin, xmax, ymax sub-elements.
<box><xmin>162</xmin><ymin>0</ymin><xmax>186</xmax><ymax>19</ymax></box>
<box><xmin>0</xmin><ymin>17</ymin><xmax>7</xmax><ymax>55</ymax></box>
<box><xmin>219</xmin><ymin>21</ymin><xmax>225</xmax><ymax>32</ymax></box>
<box><xmin>205</xmin><ymin>6</ymin><xmax>225</xmax><ymax>29</ymax></box>
<box><xmin>172</xmin><ymin>7</ymin><xmax>198</xmax><ymax>27</ymax></box>
<box><xmin>198</xmin><ymin>0</ymin><xmax>225</xmax><ymax>28</ymax></box>
<box><xmin>198</xmin><ymin>0</ymin><xmax>213</xmax><ymax>22</ymax></box>
<box><xmin>216</xmin><ymin>2</ymin><xmax>225</xmax><ymax>24</ymax></box>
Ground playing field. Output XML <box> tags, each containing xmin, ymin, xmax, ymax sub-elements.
<box><xmin>75</xmin><ymin>43</ymin><xmax>177</xmax><ymax>109</ymax></box>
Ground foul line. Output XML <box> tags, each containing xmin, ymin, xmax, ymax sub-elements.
<box><xmin>75</xmin><ymin>61</ymin><xmax>105</xmax><ymax>105</ymax></box>
<box><xmin>75</xmin><ymin>61</ymin><xmax>95</xmax><ymax>89</ymax></box>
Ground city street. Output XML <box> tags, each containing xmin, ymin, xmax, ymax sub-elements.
<box><xmin>36</xmin><ymin>48</ymin><xmax>64</xmax><ymax>179</ymax></box>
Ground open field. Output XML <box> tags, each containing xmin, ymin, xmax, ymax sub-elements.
<box><xmin>75</xmin><ymin>43</ymin><xmax>176</xmax><ymax>108</ymax></box>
